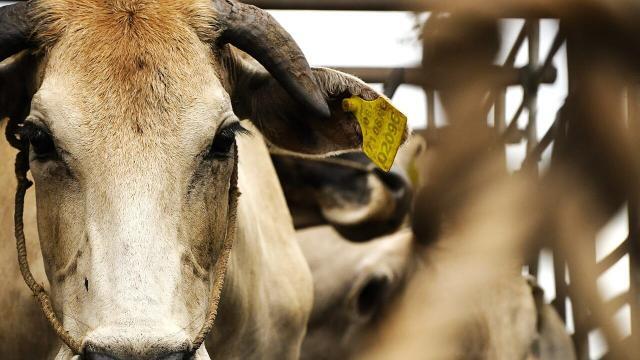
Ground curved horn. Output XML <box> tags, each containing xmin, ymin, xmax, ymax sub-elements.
<box><xmin>0</xmin><ymin>2</ymin><xmax>31</xmax><ymax>62</ymax></box>
<box><xmin>214</xmin><ymin>0</ymin><xmax>331</xmax><ymax>118</ymax></box>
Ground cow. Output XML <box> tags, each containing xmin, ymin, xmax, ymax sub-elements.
<box><xmin>0</xmin><ymin>1</ymin><xmax>394</xmax><ymax>359</ymax></box>
<box><xmin>297</xmin><ymin>225</ymin><xmax>415</xmax><ymax>360</ymax></box>
<box><xmin>295</xmin><ymin>225</ymin><xmax>575</xmax><ymax>360</ymax></box>
<box><xmin>271</xmin><ymin>141</ymin><xmax>575</xmax><ymax>360</ymax></box>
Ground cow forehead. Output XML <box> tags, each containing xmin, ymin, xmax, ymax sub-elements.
<box><xmin>31</xmin><ymin>0</ymin><xmax>229</xmax><ymax>158</ymax></box>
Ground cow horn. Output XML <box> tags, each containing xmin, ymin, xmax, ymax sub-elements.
<box><xmin>214</xmin><ymin>0</ymin><xmax>331</xmax><ymax>118</ymax></box>
<box><xmin>0</xmin><ymin>2</ymin><xmax>31</xmax><ymax>62</ymax></box>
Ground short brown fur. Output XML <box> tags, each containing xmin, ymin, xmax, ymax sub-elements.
<box><xmin>30</xmin><ymin>0</ymin><xmax>219</xmax><ymax>134</ymax></box>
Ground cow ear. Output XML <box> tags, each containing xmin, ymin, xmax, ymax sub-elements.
<box><xmin>225</xmin><ymin>47</ymin><xmax>382</xmax><ymax>155</ymax></box>
<box><xmin>0</xmin><ymin>51</ymin><xmax>39</xmax><ymax>130</ymax></box>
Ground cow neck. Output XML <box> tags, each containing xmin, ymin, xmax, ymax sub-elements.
<box><xmin>12</xmin><ymin>146</ymin><xmax>240</xmax><ymax>357</ymax></box>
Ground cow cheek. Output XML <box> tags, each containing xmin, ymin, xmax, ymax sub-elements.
<box><xmin>33</xmin><ymin>168</ymin><xmax>85</xmax><ymax>286</ymax></box>
<box><xmin>180</xmin><ymin>161</ymin><xmax>234</xmax><ymax>272</ymax></box>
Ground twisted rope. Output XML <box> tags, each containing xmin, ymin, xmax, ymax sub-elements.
<box><xmin>13</xmin><ymin>149</ymin><xmax>83</xmax><ymax>354</ymax></box>
<box><xmin>271</xmin><ymin>152</ymin><xmax>374</xmax><ymax>173</ymax></box>
<box><xmin>12</xmin><ymin>141</ymin><xmax>240</xmax><ymax>356</ymax></box>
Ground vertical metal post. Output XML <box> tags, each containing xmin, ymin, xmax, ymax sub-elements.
<box><xmin>495</xmin><ymin>90</ymin><xmax>506</xmax><ymax>133</ymax></box>
<box><xmin>425</xmin><ymin>90</ymin><xmax>437</xmax><ymax>142</ymax></box>
<box><xmin>627</xmin><ymin>86</ymin><xmax>640</xmax><ymax>341</ymax></box>
<box><xmin>526</xmin><ymin>20</ymin><xmax>540</xmax><ymax>154</ymax></box>
<box><xmin>525</xmin><ymin>19</ymin><xmax>540</xmax><ymax>156</ymax></box>
<box><xmin>563</xmin><ymin>30</ymin><xmax>591</xmax><ymax>360</ymax></box>
<box><xmin>553</xmin><ymin>256</ymin><xmax>568</xmax><ymax>323</ymax></box>
<box><xmin>497</xmin><ymin>24</ymin><xmax>526</xmax><ymax>137</ymax></box>
<box><xmin>526</xmin><ymin>19</ymin><xmax>541</xmax><ymax>277</ymax></box>
<box><xmin>628</xmin><ymin>202</ymin><xmax>640</xmax><ymax>341</ymax></box>
<box><xmin>427</xmin><ymin>90</ymin><xmax>436</xmax><ymax>129</ymax></box>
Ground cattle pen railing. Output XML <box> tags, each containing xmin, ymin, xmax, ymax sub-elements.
<box><xmin>245</xmin><ymin>1</ymin><xmax>640</xmax><ymax>359</ymax></box>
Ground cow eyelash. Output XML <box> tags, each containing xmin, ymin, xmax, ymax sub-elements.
<box><xmin>206</xmin><ymin>122</ymin><xmax>250</xmax><ymax>160</ymax></box>
<box><xmin>18</xmin><ymin>122</ymin><xmax>58</xmax><ymax>159</ymax></box>
<box><xmin>219</xmin><ymin>122</ymin><xmax>251</xmax><ymax>139</ymax></box>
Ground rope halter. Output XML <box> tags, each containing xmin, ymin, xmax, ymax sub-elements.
<box><xmin>12</xmin><ymin>144</ymin><xmax>240</xmax><ymax>357</ymax></box>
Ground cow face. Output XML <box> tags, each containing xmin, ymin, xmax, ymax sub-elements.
<box><xmin>0</xmin><ymin>1</ymin><xmax>395</xmax><ymax>359</ymax></box>
<box><xmin>297</xmin><ymin>226</ymin><xmax>416</xmax><ymax>360</ymax></box>
<box><xmin>26</xmin><ymin>5</ymin><xmax>238</xmax><ymax>358</ymax></box>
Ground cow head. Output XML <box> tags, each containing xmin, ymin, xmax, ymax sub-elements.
<box><xmin>296</xmin><ymin>226</ymin><xmax>416</xmax><ymax>360</ymax></box>
<box><xmin>272</xmin><ymin>134</ymin><xmax>426</xmax><ymax>242</ymax></box>
<box><xmin>0</xmin><ymin>1</ymin><xmax>392</xmax><ymax>359</ymax></box>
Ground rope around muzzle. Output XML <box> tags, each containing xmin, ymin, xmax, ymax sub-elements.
<box><xmin>14</xmin><ymin>149</ymin><xmax>83</xmax><ymax>354</ymax></box>
<box><xmin>13</xmin><ymin>147</ymin><xmax>240</xmax><ymax>357</ymax></box>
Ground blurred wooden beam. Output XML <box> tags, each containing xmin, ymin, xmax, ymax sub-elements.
<box><xmin>243</xmin><ymin>0</ymin><xmax>427</xmax><ymax>11</ymax></box>
<box><xmin>243</xmin><ymin>0</ymin><xmax>556</xmax><ymax>16</ymax></box>
<box><xmin>244</xmin><ymin>0</ymin><xmax>640</xmax><ymax>21</ymax></box>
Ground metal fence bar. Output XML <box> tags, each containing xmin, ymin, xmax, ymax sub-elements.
<box><xmin>500</xmin><ymin>98</ymin><xmax>525</xmax><ymax>144</ymax></box>
<box><xmin>504</xmin><ymin>26</ymin><xmax>568</xmax><ymax>327</ymax></box>
<box><xmin>333</xmin><ymin>67</ymin><xmax>422</xmax><ymax>85</ymax></box>
<box><xmin>596</xmin><ymin>239</ymin><xmax>630</xmax><ymax>274</ymax></box>
<box><xmin>563</xmin><ymin>32</ymin><xmax>592</xmax><ymax>360</ymax></box>
<box><xmin>382</xmin><ymin>68</ymin><xmax>406</xmax><ymax>98</ymax></box>
<box><xmin>525</xmin><ymin>19</ymin><xmax>541</xmax><ymax>278</ymax></box>
<box><xmin>526</xmin><ymin>20</ymin><xmax>539</xmax><ymax>154</ymax></box>
<box><xmin>493</xmin><ymin>24</ymin><xmax>527</xmax><ymax>134</ymax></box>
<box><xmin>244</xmin><ymin>0</ymin><xmax>558</xmax><ymax>17</ymax></box>
<box><xmin>426</xmin><ymin>90</ymin><xmax>436</xmax><ymax>135</ymax></box>
<box><xmin>521</xmin><ymin>120</ymin><xmax>556</xmax><ymax>168</ymax></box>
<box><xmin>332</xmin><ymin>66</ymin><xmax>556</xmax><ymax>88</ymax></box>
<box><xmin>630</xmin><ymin>205</ymin><xmax>640</xmax><ymax>345</ymax></box>
<box><xmin>627</xmin><ymin>86</ymin><xmax>640</xmax><ymax>343</ymax></box>
<box><xmin>494</xmin><ymin>90</ymin><xmax>506</xmax><ymax>133</ymax></box>
<box><xmin>498</xmin><ymin>30</ymin><xmax>564</xmax><ymax>146</ymax></box>
<box><xmin>244</xmin><ymin>0</ymin><xmax>427</xmax><ymax>11</ymax></box>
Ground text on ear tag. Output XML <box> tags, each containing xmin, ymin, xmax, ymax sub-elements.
<box><xmin>342</xmin><ymin>96</ymin><xmax>408</xmax><ymax>172</ymax></box>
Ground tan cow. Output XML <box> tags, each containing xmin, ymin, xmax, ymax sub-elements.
<box><xmin>297</xmin><ymin>225</ymin><xmax>415</xmax><ymax>360</ymax></box>
<box><xmin>294</xmin><ymin>226</ymin><xmax>575</xmax><ymax>360</ymax></box>
<box><xmin>0</xmin><ymin>1</ymin><xmax>394</xmax><ymax>359</ymax></box>
<box><xmin>272</xmin><ymin>141</ymin><xmax>575</xmax><ymax>360</ymax></box>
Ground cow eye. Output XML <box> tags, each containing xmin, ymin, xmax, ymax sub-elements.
<box><xmin>20</xmin><ymin>122</ymin><xmax>57</xmax><ymax>159</ymax></box>
<box><xmin>206</xmin><ymin>122</ymin><xmax>247</xmax><ymax>160</ymax></box>
<box><xmin>208</xmin><ymin>132</ymin><xmax>235</xmax><ymax>159</ymax></box>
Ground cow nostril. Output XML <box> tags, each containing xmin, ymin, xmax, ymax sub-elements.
<box><xmin>157</xmin><ymin>352</ymin><xmax>191</xmax><ymax>360</ymax></box>
<box><xmin>355</xmin><ymin>276</ymin><xmax>390</xmax><ymax>318</ymax></box>
<box><xmin>84</xmin><ymin>351</ymin><xmax>189</xmax><ymax>360</ymax></box>
<box><xmin>84</xmin><ymin>352</ymin><xmax>119</xmax><ymax>360</ymax></box>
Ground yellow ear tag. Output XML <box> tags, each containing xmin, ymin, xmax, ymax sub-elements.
<box><xmin>342</xmin><ymin>96</ymin><xmax>408</xmax><ymax>172</ymax></box>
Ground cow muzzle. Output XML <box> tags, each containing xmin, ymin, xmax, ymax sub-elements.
<box><xmin>85</xmin><ymin>353</ymin><xmax>186</xmax><ymax>360</ymax></box>
<box><xmin>81</xmin><ymin>327</ymin><xmax>193</xmax><ymax>360</ymax></box>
